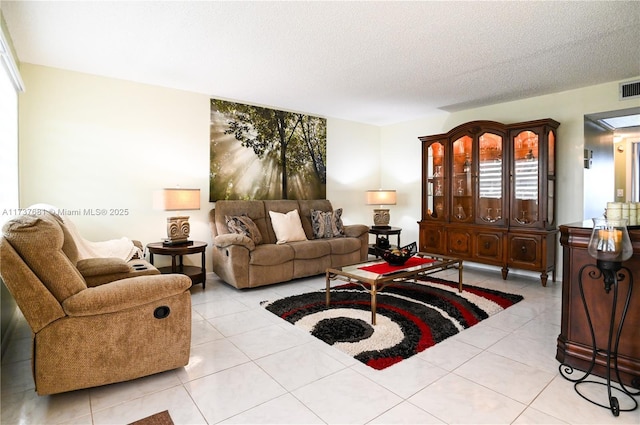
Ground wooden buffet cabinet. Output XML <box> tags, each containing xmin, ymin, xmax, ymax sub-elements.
<box><xmin>419</xmin><ymin>119</ymin><xmax>559</xmax><ymax>286</ymax></box>
<box><xmin>557</xmin><ymin>222</ymin><xmax>640</xmax><ymax>387</ymax></box>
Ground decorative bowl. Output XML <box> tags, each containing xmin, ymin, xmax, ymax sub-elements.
<box><xmin>378</xmin><ymin>242</ymin><xmax>417</xmax><ymax>266</ymax></box>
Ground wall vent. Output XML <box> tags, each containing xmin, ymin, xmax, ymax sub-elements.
<box><xmin>620</xmin><ymin>80</ymin><xmax>640</xmax><ymax>100</ymax></box>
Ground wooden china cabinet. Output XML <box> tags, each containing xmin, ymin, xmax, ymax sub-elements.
<box><xmin>419</xmin><ymin>119</ymin><xmax>559</xmax><ymax>286</ymax></box>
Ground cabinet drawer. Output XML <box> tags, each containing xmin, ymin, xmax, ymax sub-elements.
<box><xmin>419</xmin><ymin>223</ymin><xmax>445</xmax><ymax>254</ymax></box>
<box><xmin>508</xmin><ymin>234</ymin><xmax>541</xmax><ymax>267</ymax></box>
<box><xmin>475</xmin><ymin>232</ymin><xmax>503</xmax><ymax>262</ymax></box>
<box><xmin>448</xmin><ymin>229</ymin><xmax>472</xmax><ymax>256</ymax></box>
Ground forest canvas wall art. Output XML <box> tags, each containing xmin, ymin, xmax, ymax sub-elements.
<box><xmin>210</xmin><ymin>99</ymin><xmax>327</xmax><ymax>201</ymax></box>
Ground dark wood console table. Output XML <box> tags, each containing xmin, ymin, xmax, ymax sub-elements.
<box><xmin>557</xmin><ymin>222</ymin><xmax>640</xmax><ymax>387</ymax></box>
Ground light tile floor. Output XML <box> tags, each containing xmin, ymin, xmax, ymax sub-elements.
<box><xmin>2</xmin><ymin>266</ymin><xmax>639</xmax><ymax>424</ymax></box>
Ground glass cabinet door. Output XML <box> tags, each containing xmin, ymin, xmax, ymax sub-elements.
<box><xmin>425</xmin><ymin>141</ymin><xmax>446</xmax><ymax>220</ymax></box>
<box><xmin>547</xmin><ymin>130</ymin><xmax>556</xmax><ymax>226</ymax></box>
<box><xmin>452</xmin><ymin>135</ymin><xmax>473</xmax><ymax>222</ymax></box>
<box><xmin>513</xmin><ymin>130</ymin><xmax>539</xmax><ymax>226</ymax></box>
<box><xmin>477</xmin><ymin>132</ymin><xmax>504</xmax><ymax>224</ymax></box>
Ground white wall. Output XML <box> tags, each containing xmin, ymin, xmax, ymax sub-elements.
<box><xmin>19</xmin><ymin>65</ymin><xmax>211</xmax><ymax>268</ymax></box>
<box><xmin>326</xmin><ymin>118</ymin><xmax>380</xmax><ymax>229</ymax></box>
<box><xmin>18</xmin><ymin>64</ymin><xmax>377</xmax><ymax>268</ymax></box>
<box><xmin>0</xmin><ymin>57</ymin><xmax>19</xmax><ymax>227</ymax></box>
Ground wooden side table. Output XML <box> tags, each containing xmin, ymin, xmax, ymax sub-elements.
<box><xmin>147</xmin><ymin>241</ymin><xmax>207</xmax><ymax>289</ymax></box>
<box><xmin>368</xmin><ymin>227</ymin><xmax>402</xmax><ymax>257</ymax></box>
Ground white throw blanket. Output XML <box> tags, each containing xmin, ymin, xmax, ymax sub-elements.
<box><xmin>62</xmin><ymin>217</ymin><xmax>141</xmax><ymax>261</ymax></box>
<box><xmin>28</xmin><ymin>204</ymin><xmax>142</xmax><ymax>261</ymax></box>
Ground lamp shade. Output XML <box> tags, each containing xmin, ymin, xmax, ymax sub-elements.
<box><xmin>159</xmin><ymin>188</ymin><xmax>200</xmax><ymax>211</ymax></box>
<box><xmin>366</xmin><ymin>190</ymin><xmax>397</xmax><ymax>206</ymax></box>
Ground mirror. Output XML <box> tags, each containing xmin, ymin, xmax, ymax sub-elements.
<box><xmin>584</xmin><ymin>107</ymin><xmax>640</xmax><ymax>220</ymax></box>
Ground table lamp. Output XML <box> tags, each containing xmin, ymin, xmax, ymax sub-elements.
<box><xmin>366</xmin><ymin>190</ymin><xmax>396</xmax><ymax>229</ymax></box>
<box><xmin>159</xmin><ymin>188</ymin><xmax>200</xmax><ymax>245</ymax></box>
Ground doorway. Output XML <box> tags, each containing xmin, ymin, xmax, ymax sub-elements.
<box><xmin>584</xmin><ymin>107</ymin><xmax>640</xmax><ymax>219</ymax></box>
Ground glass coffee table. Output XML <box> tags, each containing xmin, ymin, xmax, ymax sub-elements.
<box><xmin>325</xmin><ymin>253</ymin><xmax>463</xmax><ymax>325</ymax></box>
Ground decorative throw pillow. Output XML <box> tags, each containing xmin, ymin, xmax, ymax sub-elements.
<box><xmin>225</xmin><ymin>215</ymin><xmax>262</xmax><ymax>245</ymax></box>
<box><xmin>311</xmin><ymin>208</ymin><xmax>345</xmax><ymax>239</ymax></box>
<box><xmin>268</xmin><ymin>209</ymin><xmax>307</xmax><ymax>244</ymax></box>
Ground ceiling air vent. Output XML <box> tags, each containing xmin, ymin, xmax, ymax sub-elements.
<box><xmin>620</xmin><ymin>80</ymin><xmax>640</xmax><ymax>100</ymax></box>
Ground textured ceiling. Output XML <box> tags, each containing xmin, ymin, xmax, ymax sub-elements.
<box><xmin>2</xmin><ymin>1</ymin><xmax>640</xmax><ymax>125</ymax></box>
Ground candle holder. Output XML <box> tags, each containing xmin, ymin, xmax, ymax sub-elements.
<box><xmin>559</xmin><ymin>218</ymin><xmax>638</xmax><ymax>417</ymax></box>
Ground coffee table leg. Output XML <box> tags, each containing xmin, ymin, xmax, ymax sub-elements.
<box><xmin>458</xmin><ymin>261</ymin><xmax>463</xmax><ymax>292</ymax></box>
<box><xmin>371</xmin><ymin>283</ymin><xmax>377</xmax><ymax>325</ymax></box>
<box><xmin>325</xmin><ymin>271</ymin><xmax>331</xmax><ymax>306</ymax></box>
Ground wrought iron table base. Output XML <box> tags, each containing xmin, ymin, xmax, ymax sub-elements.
<box><xmin>559</xmin><ymin>261</ymin><xmax>639</xmax><ymax>416</ymax></box>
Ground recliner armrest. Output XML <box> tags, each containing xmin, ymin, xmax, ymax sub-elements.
<box><xmin>78</xmin><ymin>258</ymin><xmax>160</xmax><ymax>287</ymax></box>
<box><xmin>77</xmin><ymin>257</ymin><xmax>130</xmax><ymax>277</ymax></box>
<box><xmin>62</xmin><ymin>274</ymin><xmax>191</xmax><ymax>316</ymax></box>
<box><xmin>214</xmin><ymin>233</ymin><xmax>255</xmax><ymax>250</ymax></box>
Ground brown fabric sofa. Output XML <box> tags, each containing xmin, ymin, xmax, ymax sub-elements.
<box><xmin>209</xmin><ymin>199</ymin><xmax>369</xmax><ymax>289</ymax></box>
<box><xmin>0</xmin><ymin>211</ymin><xmax>192</xmax><ymax>395</ymax></box>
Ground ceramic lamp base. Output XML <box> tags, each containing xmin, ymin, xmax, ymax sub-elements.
<box><xmin>372</xmin><ymin>209</ymin><xmax>391</xmax><ymax>227</ymax></box>
<box><xmin>166</xmin><ymin>216</ymin><xmax>191</xmax><ymax>245</ymax></box>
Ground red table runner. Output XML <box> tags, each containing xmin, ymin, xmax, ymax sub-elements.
<box><xmin>358</xmin><ymin>256</ymin><xmax>436</xmax><ymax>275</ymax></box>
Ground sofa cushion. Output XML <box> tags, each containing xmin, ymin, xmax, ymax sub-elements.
<box><xmin>325</xmin><ymin>236</ymin><xmax>363</xmax><ymax>255</ymax></box>
<box><xmin>51</xmin><ymin>214</ymin><xmax>81</xmax><ymax>265</ymax></box>
<box><xmin>289</xmin><ymin>239</ymin><xmax>331</xmax><ymax>260</ymax></box>
<box><xmin>269</xmin><ymin>209</ymin><xmax>308</xmax><ymax>244</ymax></box>
<box><xmin>311</xmin><ymin>208</ymin><xmax>345</xmax><ymax>239</ymax></box>
<box><xmin>249</xmin><ymin>244</ymin><xmax>295</xmax><ymax>266</ymax></box>
<box><xmin>24</xmin><ymin>205</ymin><xmax>81</xmax><ymax>264</ymax></box>
<box><xmin>225</xmin><ymin>214</ymin><xmax>263</xmax><ymax>245</ymax></box>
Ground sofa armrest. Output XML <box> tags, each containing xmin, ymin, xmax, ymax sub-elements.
<box><xmin>344</xmin><ymin>224</ymin><xmax>369</xmax><ymax>238</ymax></box>
<box><xmin>62</xmin><ymin>274</ymin><xmax>191</xmax><ymax>316</ymax></box>
<box><xmin>214</xmin><ymin>233</ymin><xmax>255</xmax><ymax>251</ymax></box>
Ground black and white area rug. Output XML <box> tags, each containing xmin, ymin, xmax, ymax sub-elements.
<box><xmin>261</xmin><ymin>276</ymin><xmax>524</xmax><ymax>370</ymax></box>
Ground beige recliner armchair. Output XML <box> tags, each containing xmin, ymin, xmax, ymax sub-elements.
<box><xmin>0</xmin><ymin>211</ymin><xmax>192</xmax><ymax>395</ymax></box>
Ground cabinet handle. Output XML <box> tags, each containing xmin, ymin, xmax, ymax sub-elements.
<box><xmin>484</xmin><ymin>242</ymin><xmax>490</xmax><ymax>249</ymax></box>
<box><xmin>521</xmin><ymin>245</ymin><xmax>527</xmax><ymax>253</ymax></box>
